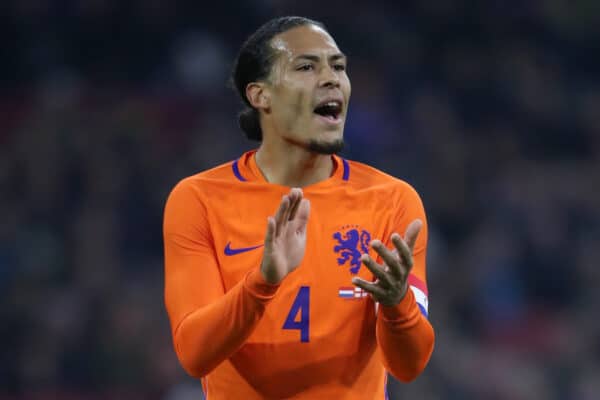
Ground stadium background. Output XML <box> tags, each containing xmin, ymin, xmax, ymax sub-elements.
<box><xmin>1</xmin><ymin>1</ymin><xmax>599</xmax><ymax>399</ymax></box>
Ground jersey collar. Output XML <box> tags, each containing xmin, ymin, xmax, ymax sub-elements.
<box><xmin>232</xmin><ymin>150</ymin><xmax>350</xmax><ymax>187</ymax></box>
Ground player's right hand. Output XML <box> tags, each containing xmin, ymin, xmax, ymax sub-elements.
<box><xmin>260</xmin><ymin>188</ymin><xmax>310</xmax><ymax>284</ymax></box>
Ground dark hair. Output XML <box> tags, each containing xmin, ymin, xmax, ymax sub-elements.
<box><xmin>231</xmin><ymin>16</ymin><xmax>326</xmax><ymax>141</ymax></box>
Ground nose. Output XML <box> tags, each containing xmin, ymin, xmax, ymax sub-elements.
<box><xmin>319</xmin><ymin>65</ymin><xmax>340</xmax><ymax>89</ymax></box>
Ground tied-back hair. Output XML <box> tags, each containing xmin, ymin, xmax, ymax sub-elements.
<box><xmin>230</xmin><ymin>16</ymin><xmax>326</xmax><ymax>141</ymax></box>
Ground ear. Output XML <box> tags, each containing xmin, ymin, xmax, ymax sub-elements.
<box><xmin>246</xmin><ymin>82</ymin><xmax>271</xmax><ymax>112</ymax></box>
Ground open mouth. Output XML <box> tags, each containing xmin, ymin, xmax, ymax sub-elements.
<box><xmin>314</xmin><ymin>100</ymin><xmax>342</xmax><ymax>123</ymax></box>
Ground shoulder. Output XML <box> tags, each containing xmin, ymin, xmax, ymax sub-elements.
<box><xmin>345</xmin><ymin>159</ymin><xmax>421</xmax><ymax>198</ymax></box>
<box><xmin>170</xmin><ymin>158</ymin><xmax>239</xmax><ymax>193</ymax></box>
<box><xmin>165</xmin><ymin>158</ymin><xmax>239</xmax><ymax>209</ymax></box>
<box><xmin>182</xmin><ymin>159</ymin><xmax>238</xmax><ymax>186</ymax></box>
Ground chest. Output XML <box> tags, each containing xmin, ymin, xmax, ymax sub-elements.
<box><xmin>206</xmin><ymin>190</ymin><xmax>392</xmax><ymax>290</ymax></box>
<box><xmin>207</xmin><ymin>189</ymin><xmax>395</xmax><ymax>349</ymax></box>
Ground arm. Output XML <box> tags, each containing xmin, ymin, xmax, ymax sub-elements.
<box><xmin>376</xmin><ymin>248</ymin><xmax>434</xmax><ymax>382</ymax></box>
<box><xmin>164</xmin><ymin>182</ymin><xmax>310</xmax><ymax>378</ymax></box>
<box><xmin>163</xmin><ymin>181</ymin><xmax>279</xmax><ymax>378</ymax></box>
<box><xmin>352</xmin><ymin>186</ymin><xmax>434</xmax><ymax>382</ymax></box>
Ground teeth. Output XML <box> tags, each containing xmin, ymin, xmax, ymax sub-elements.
<box><xmin>318</xmin><ymin>101</ymin><xmax>341</xmax><ymax>109</ymax></box>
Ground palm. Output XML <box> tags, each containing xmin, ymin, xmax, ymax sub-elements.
<box><xmin>270</xmin><ymin>203</ymin><xmax>309</xmax><ymax>270</ymax></box>
<box><xmin>351</xmin><ymin>220</ymin><xmax>423</xmax><ymax>306</ymax></box>
<box><xmin>261</xmin><ymin>189</ymin><xmax>311</xmax><ymax>284</ymax></box>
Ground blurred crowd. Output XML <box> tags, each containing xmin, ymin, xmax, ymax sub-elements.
<box><xmin>1</xmin><ymin>1</ymin><xmax>599</xmax><ymax>399</ymax></box>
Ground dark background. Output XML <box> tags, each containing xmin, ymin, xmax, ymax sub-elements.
<box><xmin>1</xmin><ymin>1</ymin><xmax>599</xmax><ymax>399</ymax></box>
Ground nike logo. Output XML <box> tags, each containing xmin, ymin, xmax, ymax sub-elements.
<box><xmin>224</xmin><ymin>242</ymin><xmax>264</xmax><ymax>256</ymax></box>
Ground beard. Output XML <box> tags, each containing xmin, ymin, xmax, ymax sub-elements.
<box><xmin>308</xmin><ymin>138</ymin><xmax>345</xmax><ymax>155</ymax></box>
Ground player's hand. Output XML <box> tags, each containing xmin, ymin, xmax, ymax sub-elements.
<box><xmin>260</xmin><ymin>188</ymin><xmax>311</xmax><ymax>284</ymax></box>
<box><xmin>351</xmin><ymin>219</ymin><xmax>422</xmax><ymax>306</ymax></box>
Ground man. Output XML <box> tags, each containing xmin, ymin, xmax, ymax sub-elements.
<box><xmin>163</xmin><ymin>16</ymin><xmax>434</xmax><ymax>399</ymax></box>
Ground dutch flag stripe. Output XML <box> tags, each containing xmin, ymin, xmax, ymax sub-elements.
<box><xmin>338</xmin><ymin>287</ymin><xmax>355</xmax><ymax>298</ymax></box>
<box><xmin>408</xmin><ymin>274</ymin><xmax>429</xmax><ymax>317</ymax></box>
<box><xmin>339</xmin><ymin>286</ymin><xmax>368</xmax><ymax>299</ymax></box>
<box><xmin>407</xmin><ymin>274</ymin><xmax>428</xmax><ymax>296</ymax></box>
<box><xmin>409</xmin><ymin>285</ymin><xmax>429</xmax><ymax>317</ymax></box>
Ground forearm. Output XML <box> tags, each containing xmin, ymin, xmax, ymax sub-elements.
<box><xmin>376</xmin><ymin>289</ymin><xmax>435</xmax><ymax>382</ymax></box>
<box><xmin>172</xmin><ymin>269</ymin><xmax>279</xmax><ymax>378</ymax></box>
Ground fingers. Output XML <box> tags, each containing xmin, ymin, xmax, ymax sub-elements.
<box><xmin>360</xmin><ymin>253</ymin><xmax>393</xmax><ymax>288</ymax></box>
<box><xmin>280</xmin><ymin>195</ymin><xmax>293</xmax><ymax>226</ymax></box>
<box><xmin>264</xmin><ymin>216</ymin><xmax>276</xmax><ymax>248</ymax></box>
<box><xmin>352</xmin><ymin>221</ymin><xmax>422</xmax><ymax>306</ymax></box>
<box><xmin>371</xmin><ymin>239</ymin><xmax>404</xmax><ymax>278</ymax></box>
<box><xmin>273</xmin><ymin>188</ymin><xmax>305</xmax><ymax>236</ymax></box>
<box><xmin>287</xmin><ymin>188</ymin><xmax>303</xmax><ymax>221</ymax></box>
<box><xmin>391</xmin><ymin>233</ymin><xmax>413</xmax><ymax>273</ymax></box>
<box><xmin>281</xmin><ymin>189</ymin><xmax>298</xmax><ymax>223</ymax></box>
<box><xmin>404</xmin><ymin>219</ymin><xmax>423</xmax><ymax>252</ymax></box>
<box><xmin>274</xmin><ymin>195</ymin><xmax>290</xmax><ymax>236</ymax></box>
<box><xmin>389</xmin><ymin>219</ymin><xmax>423</xmax><ymax>274</ymax></box>
<box><xmin>295</xmin><ymin>198</ymin><xmax>311</xmax><ymax>233</ymax></box>
<box><xmin>351</xmin><ymin>276</ymin><xmax>387</xmax><ymax>298</ymax></box>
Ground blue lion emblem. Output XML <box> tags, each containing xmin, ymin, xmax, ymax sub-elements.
<box><xmin>333</xmin><ymin>228</ymin><xmax>371</xmax><ymax>274</ymax></box>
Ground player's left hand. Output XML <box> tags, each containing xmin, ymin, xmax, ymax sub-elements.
<box><xmin>351</xmin><ymin>219</ymin><xmax>422</xmax><ymax>307</ymax></box>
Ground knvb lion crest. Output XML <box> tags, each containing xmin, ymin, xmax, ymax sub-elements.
<box><xmin>333</xmin><ymin>225</ymin><xmax>371</xmax><ymax>274</ymax></box>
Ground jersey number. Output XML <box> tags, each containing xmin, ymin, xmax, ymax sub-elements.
<box><xmin>282</xmin><ymin>286</ymin><xmax>310</xmax><ymax>342</ymax></box>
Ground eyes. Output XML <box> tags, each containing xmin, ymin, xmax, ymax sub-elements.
<box><xmin>296</xmin><ymin>63</ymin><xmax>346</xmax><ymax>72</ymax></box>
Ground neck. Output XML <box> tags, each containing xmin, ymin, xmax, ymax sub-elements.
<box><xmin>255</xmin><ymin>138</ymin><xmax>334</xmax><ymax>187</ymax></box>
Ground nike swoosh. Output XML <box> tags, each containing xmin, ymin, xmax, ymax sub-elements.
<box><xmin>224</xmin><ymin>242</ymin><xmax>264</xmax><ymax>256</ymax></box>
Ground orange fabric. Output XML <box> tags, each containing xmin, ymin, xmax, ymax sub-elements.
<box><xmin>163</xmin><ymin>150</ymin><xmax>434</xmax><ymax>399</ymax></box>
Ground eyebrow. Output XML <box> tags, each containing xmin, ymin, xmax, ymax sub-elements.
<box><xmin>294</xmin><ymin>53</ymin><xmax>347</xmax><ymax>63</ymax></box>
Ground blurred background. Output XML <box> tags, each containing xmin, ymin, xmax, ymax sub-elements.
<box><xmin>1</xmin><ymin>1</ymin><xmax>599</xmax><ymax>399</ymax></box>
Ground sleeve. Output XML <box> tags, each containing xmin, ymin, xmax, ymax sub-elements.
<box><xmin>163</xmin><ymin>179</ymin><xmax>279</xmax><ymax>378</ymax></box>
<box><xmin>375</xmin><ymin>183</ymin><xmax>435</xmax><ymax>382</ymax></box>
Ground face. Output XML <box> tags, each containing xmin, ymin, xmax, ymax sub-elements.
<box><xmin>259</xmin><ymin>25</ymin><xmax>351</xmax><ymax>153</ymax></box>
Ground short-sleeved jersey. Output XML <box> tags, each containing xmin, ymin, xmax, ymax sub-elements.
<box><xmin>163</xmin><ymin>150</ymin><xmax>433</xmax><ymax>399</ymax></box>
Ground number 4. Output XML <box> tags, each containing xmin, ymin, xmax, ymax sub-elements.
<box><xmin>282</xmin><ymin>286</ymin><xmax>310</xmax><ymax>342</ymax></box>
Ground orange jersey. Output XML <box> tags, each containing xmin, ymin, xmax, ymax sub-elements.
<box><xmin>163</xmin><ymin>150</ymin><xmax>434</xmax><ymax>399</ymax></box>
